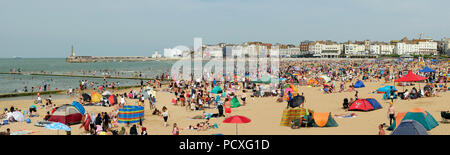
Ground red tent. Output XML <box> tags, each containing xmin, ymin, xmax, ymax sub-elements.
<box><xmin>48</xmin><ymin>104</ymin><xmax>82</xmax><ymax>125</ymax></box>
<box><xmin>348</xmin><ymin>99</ymin><xmax>374</xmax><ymax>111</ymax></box>
<box><xmin>394</xmin><ymin>70</ymin><xmax>427</xmax><ymax>82</ymax></box>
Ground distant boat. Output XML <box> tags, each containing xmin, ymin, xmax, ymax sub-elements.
<box><xmin>13</xmin><ymin>56</ymin><xmax>23</xmax><ymax>59</ymax></box>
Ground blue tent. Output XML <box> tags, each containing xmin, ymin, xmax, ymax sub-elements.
<box><xmin>391</xmin><ymin>120</ymin><xmax>428</xmax><ymax>135</ymax></box>
<box><xmin>419</xmin><ymin>66</ymin><xmax>435</xmax><ymax>73</ymax></box>
<box><xmin>365</xmin><ymin>98</ymin><xmax>382</xmax><ymax>109</ymax></box>
<box><xmin>354</xmin><ymin>80</ymin><xmax>365</xmax><ymax>88</ymax></box>
<box><xmin>72</xmin><ymin>101</ymin><xmax>85</xmax><ymax>115</ymax></box>
<box><xmin>377</xmin><ymin>85</ymin><xmax>398</xmax><ymax>93</ymax></box>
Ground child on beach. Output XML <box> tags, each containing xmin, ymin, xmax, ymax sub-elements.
<box><xmin>162</xmin><ymin>106</ymin><xmax>169</xmax><ymax>127</ymax></box>
<box><xmin>172</xmin><ymin>123</ymin><xmax>179</xmax><ymax>135</ymax></box>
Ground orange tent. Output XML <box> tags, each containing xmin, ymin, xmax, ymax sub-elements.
<box><xmin>313</xmin><ymin>112</ymin><xmax>330</xmax><ymax>127</ymax></box>
<box><xmin>312</xmin><ymin>112</ymin><xmax>338</xmax><ymax>127</ymax></box>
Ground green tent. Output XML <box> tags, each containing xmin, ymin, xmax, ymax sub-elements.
<box><xmin>230</xmin><ymin>97</ymin><xmax>241</xmax><ymax>108</ymax></box>
<box><xmin>388</xmin><ymin>111</ymin><xmax>438</xmax><ymax>131</ymax></box>
<box><xmin>311</xmin><ymin>112</ymin><xmax>338</xmax><ymax>127</ymax></box>
<box><xmin>211</xmin><ymin>86</ymin><xmax>223</xmax><ymax>94</ymax></box>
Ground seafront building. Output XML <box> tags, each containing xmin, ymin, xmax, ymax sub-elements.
<box><xmin>442</xmin><ymin>38</ymin><xmax>450</xmax><ymax>55</ymax></box>
<box><xmin>66</xmin><ymin>36</ymin><xmax>447</xmax><ymax>63</ymax></box>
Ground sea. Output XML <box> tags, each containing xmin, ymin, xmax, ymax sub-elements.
<box><xmin>0</xmin><ymin>58</ymin><xmax>175</xmax><ymax>95</ymax></box>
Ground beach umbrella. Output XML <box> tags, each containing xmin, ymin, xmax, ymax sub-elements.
<box><xmin>223</xmin><ymin>115</ymin><xmax>251</xmax><ymax>135</ymax></box>
<box><xmin>45</xmin><ymin>122</ymin><xmax>71</xmax><ymax>135</ymax></box>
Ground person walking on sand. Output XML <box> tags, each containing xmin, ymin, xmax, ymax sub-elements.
<box><xmin>388</xmin><ymin>103</ymin><xmax>395</xmax><ymax>125</ymax></box>
<box><xmin>162</xmin><ymin>106</ymin><xmax>169</xmax><ymax>127</ymax></box>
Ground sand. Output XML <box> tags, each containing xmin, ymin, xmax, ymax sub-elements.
<box><xmin>1</xmin><ymin>81</ymin><xmax>449</xmax><ymax>135</ymax></box>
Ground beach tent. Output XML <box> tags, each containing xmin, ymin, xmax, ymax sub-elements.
<box><xmin>82</xmin><ymin>93</ymin><xmax>91</xmax><ymax>102</ymax></box>
<box><xmin>391</xmin><ymin>120</ymin><xmax>428</xmax><ymax>135</ymax></box>
<box><xmin>377</xmin><ymin>86</ymin><xmax>398</xmax><ymax>94</ymax></box>
<box><xmin>394</xmin><ymin>70</ymin><xmax>427</xmax><ymax>82</ymax></box>
<box><xmin>419</xmin><ymin>66</ymin><xmax>435</xmax><ymax>73</ymax></box>
<box><xmin>48</xmin><ymin>104</ymin><xmax>82</xmax><ymax>125</ymax></box>
<box><xmin>72</xmin><ymin>101</ymin><xmax>85</xmax><ymax>115</ymax></box>
<box><xmin>91</xmin><ymin>92</ymin><xmax>103</xmax><ymax>103</ymax></box>
<box><xmin>211</xmin><ymin>86</ymin><xmax>223</xmax><ymax>94</ymax></box>
<box><xmin>348</xmin><ymin>99</ymin><xmax>377</xmax><ymax>111</ymax></box>
<box><xmin>365</xmin><ymin>98</ymin><xmax>382</xmax><ymax>109</ymax></box>
<box><xmin>311</xmin><ymin>112</ymin><xmax>338</xmax><ymax>127</ymax></box>
<box><xmin>108</xmin><ymin>95</ymin><xmax>118</xmax><ymax>106</ymax></box>
<box><xmin>230</xmin><ymin>97</ymin><xmax>241</xmax><ymax>108</ymax></box>
<box><xmin>12</xmin><ymin>111</ymin><xmax>25</xmax><ymax>122</ymax></box>
<box><xmin>288</xmin><ymin>95</ymin><xmax>305</xmax><ymax>108</ymax></box>
<box><xmin>354</xmin><ymin>80</ymin><xmax>365</xmax><ymax>88</ymax></box>
<box><xmin>280</xmin><ymin>108</ymin><xmax>314</xmax><ymax>127</ymax></box>
<box><xmin>388</xmin><ymin>108</ymin><xmax>438</xmax><ymax>131</ymax></box>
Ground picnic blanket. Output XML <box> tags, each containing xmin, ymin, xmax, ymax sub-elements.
<box><xmin>280</xmin><ymin>108</ymin><xmax>314</xmax><ymax>127</ymax></box>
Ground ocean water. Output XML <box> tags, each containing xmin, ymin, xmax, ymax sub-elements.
<box><xmin>0</xmin><ymin>58</ymin><xmax>175</xmax><ymax>94</ymax></box>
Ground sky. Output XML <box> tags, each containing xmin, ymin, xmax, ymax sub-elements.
<box><xmin>0</xmin><ymin>0</ymin><xmax>449</xmax><ymax>58</ymax></box>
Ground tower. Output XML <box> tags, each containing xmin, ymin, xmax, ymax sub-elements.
<box><xmin>71</xmin><ymin>45</ymin><xmax>75</xmax><ymax>57</ymax></box>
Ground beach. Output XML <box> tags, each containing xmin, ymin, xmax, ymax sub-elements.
<box><xmin>1</xmin><ymin>79</ymin><xmax>449</xmax><ymax>135</ymax></box>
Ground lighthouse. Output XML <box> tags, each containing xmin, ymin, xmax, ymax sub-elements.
<box><xmin>71</xmin><ymin>45</ymin><xmax>75</xmax><ymax>57</ymax></box>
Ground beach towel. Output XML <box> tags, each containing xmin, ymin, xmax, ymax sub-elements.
<box><xmin>10</xmin><ymin>130</ymin><xmax>38</xmax><ymax>135</ymax></box>
<box><xmin>335</xmin><ymin>113</ymin><xmax>357</xmax><ymax>118</ymax></box>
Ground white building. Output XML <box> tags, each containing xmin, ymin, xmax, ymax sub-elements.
<box><xmin>203</xmin><ymin>45</ymin><xmax>223</xmax><ymax>58</ymax></box>
<box><xmin>321</xmin><ymin>44</ymin><xmax>342</xmax><ymax>58</ymax></box>
<box><xmin>309</xmin><ymin>43</ymin><xmax>323</xmax><ymax>57</ymax></box>
<box><xmin>270</xmin><ymin>45</ymin><xmax>280</xmax><ymax>57</ymax></box>
<box><xmin>380</xmin><ymin>44</ymin><xmax>395</xmax><ymax>55</ymax></box>
<box><xmin>279</xmin><ymin>48</ymin><xmax>289</xmax><ymax>57</ymax></box>
<box><xmin>164</xmin><ymin>46</ymin><xmax>188</xmax><ymax>58</ymax></box>
<box><xmin>151</xmin><ymin>51</ymin><xmax>162</xmax><ymax>58</ymax></box>
<box><xmin>344</xmin><ymin>44</ymin><xmax>366</xmax><ymax>56</ymax></box>
<box><xmin>417</xmin><ymin>40</ymin><xmax>437</xmax><ymax>55</ymax></box>
<box><xmin>231</xmin><ymin>45</ymin><xmax>244</xmax><ymax>57</ymax></box>
<box><xmin>288</xmin><ymin>47</ymin><xmax>300</xmax><ymax>56</ymax></box>
<box><xmin>394</xmin><ymin>43</ymin><xmax>419</xmax><ymax>55</ymax></box>
<box><xmin>443</xmin><ymin>38</ymin><xmax>450</xmax><ymax>56</ymax></box>
<box><xmin>369</xmin><ymin>45</ymin><xmax>380</xmax><ymax>55</ymax></box>
<box><xmin>309</xmin><ymin>42</ymin><xmax>342</xmax><ymax>58</ymax></box>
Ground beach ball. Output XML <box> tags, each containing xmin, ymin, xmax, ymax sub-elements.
<box><xmin>26</xmin><ymin>118</ymin><xmax>31</xmax><ymax>123</ymax></box>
